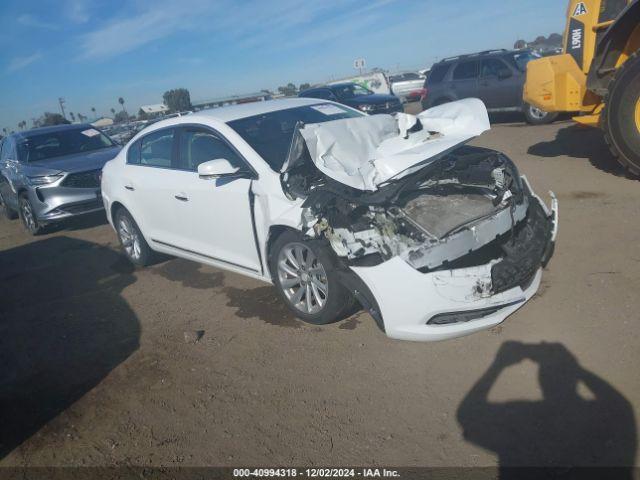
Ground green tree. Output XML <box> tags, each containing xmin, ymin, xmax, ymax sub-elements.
<box><xmin>38</xmin><ymin>112</ymin><xmax>71</xmax><ymax>126</ymax></box>
<box><xmin>137</xmin><ymin>108</ymin><xmax>149</xmax><ymax>120</ymax></box>
<box><xmin>91</xmin><ymin>107</ymin><xmax>96</xmax><ymax>118</ymax></box>
<box><xmin>114</xmin><ymin>111</ymin><xmax>129</xmax><ymax>123</ymax></box>
<box><xmin>69</xmin><ymin>112</ymin><xmax>76</xmax><ymax>122</ymax></box>
<box><xmin>299</xmin><ymin>83</ymin><xmax>311</xmax><ymax>91</ymax></box>
<box><xmin>277</xmin><ymin>83</ymin><xmax>298</xmax><ymax>97</ymax></box>
<box><xmin>110</xmin><ymin>108</ymin><xmax>116</xmax><ymax>116</ymax></box>
<box><xmin>163</xmin><ymin>88</ymin><xmax>192</xmax><ymax>113</ymax></box>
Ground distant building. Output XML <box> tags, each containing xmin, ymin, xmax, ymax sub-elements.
<box><xmin>140</xmin><ymin>104</ymin><xmax>169</xmax><ymax>117</ymax></box>
<box><xmin>191</xmin><ymin>92</ymin><xmax>271</xmax><ymax>111</ymax></box>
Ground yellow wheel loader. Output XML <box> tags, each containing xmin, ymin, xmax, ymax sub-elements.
<box><xmin>524</xmin><ymin>0</ymin><xmax>640</xmax><ymax>174</ymax></box>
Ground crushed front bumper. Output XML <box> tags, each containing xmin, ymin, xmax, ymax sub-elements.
<box><xmin>350</xmin><ymin>177</ymin><xmax>558</xmax><ymax>342</ymax></box>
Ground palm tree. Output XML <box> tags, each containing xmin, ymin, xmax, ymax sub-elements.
<box><xmin>91</xmin><ymin>107</ymin><xmax>96</xmax><ymax>119</ymax></box>
<box><xmin>2</xmin><ymin>128</ymin><xmax>7</xmax><ymax>135</ymax></box>
<box><xmin>110</xmin><ymin>108</ymin><xmax>116</xmax><ymax>116</ymax></box>
<box><xmin>69</xmin><ymin>112</ymin><xmax>76</xmax><ymax>122</ymax></box>
<box><xmin>118</xmin><ymin>97</ymin><xmax>127</xmax><ymax>114</ymax></box>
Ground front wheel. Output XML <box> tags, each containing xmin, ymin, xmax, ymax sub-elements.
<box><xmin>19</xmin><ymin>194</ymin><xmax>42</xmax><ymax>235</ymax></box>
<box><xmin>523</xmin><ymin>103</ymin><xmax>558</xmax><ymax>125</ymax></box>
<box><xmin>270</xmin><ymin>231</ymin><xmax>353</xmax><ymax>325</ymax></box>
<box><xmin>602</xmin><ymin>50</ymin><xmax>640</xmax><ymax>176</ymax></box>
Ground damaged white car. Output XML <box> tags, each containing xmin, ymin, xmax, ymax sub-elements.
<box><xmin>101</xmin><ymin>97</ymin><xmax>557</xmax><ymax>341</ymax></box>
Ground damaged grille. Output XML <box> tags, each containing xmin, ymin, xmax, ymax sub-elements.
<box><xmin>491</xmin><ymin>197</ymin><xmax>553</xmax><ymax>294</ymax></box>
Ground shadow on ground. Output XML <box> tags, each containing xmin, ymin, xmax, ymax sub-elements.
<box><xmin>527</xmin><ymin>124</ymin><xmax>637</xmax><ymax>178</ymax></box>
<box><xmin>0</xmin><ymin>237</ymin><xmax>140</xmax><ymax>459</ymax></box>
<box><xmin>457</xmin><ymin>341</ymin><xmax>636</xmax><ymax>479</ymax></box>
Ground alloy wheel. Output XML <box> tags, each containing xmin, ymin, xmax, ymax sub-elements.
<box><xmin>277</xmin><ymin>242</ymin><xmax>328</xmax><ymax>315</ymax></box>
<box><xmin>20</xmin><ymin>198</ymin><xmax>36</xmax><ymax>232</ymax></box>
<box><xmin>118</xmin><ymin>215</ymin><xmax>142</xmax><ymax>261</ymax></box>
<box><xmin>528</xmin><ymin>105</ymin><xmax>547</xmax><ymax>120</ymax></box>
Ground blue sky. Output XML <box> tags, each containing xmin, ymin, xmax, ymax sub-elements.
<box><xmin>0</xmin><ymin>0</ymin><xmax>566</xmax><ymax>130</ymax></box>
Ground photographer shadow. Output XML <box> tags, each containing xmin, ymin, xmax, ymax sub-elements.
<box><xmin>457</xmin><ymin>342</ymin><xmax>636</xmax><ymax>479</ymax></box>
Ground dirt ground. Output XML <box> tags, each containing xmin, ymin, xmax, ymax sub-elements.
<box><xmin>1</xmin><ymin>110</ymin><xmax>639</xmax><ymax>470</ymax></box>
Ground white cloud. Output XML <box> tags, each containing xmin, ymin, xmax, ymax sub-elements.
<box><xmin>17</xmin><ymin>14</ymin><xmax>57</xmax><ymax>29</ymax></box>
<box><xmin>7</xmin><ymin>52</ymin><xmax>43</xmax><ymax>72</ymax></box>
<box><xmin>77</xmin><ymin>0</ymin><xmax>398</xmax><ymax>60</ymax></box>
<box><xmin>67</xmin><ymin>0</ymin><xmax>90</xmax><ymax>23</ymax></box>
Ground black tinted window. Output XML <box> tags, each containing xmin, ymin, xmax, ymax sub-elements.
<box><xmin>228</xmin><ymin>104</ymin><xmax>362</xmax><ymax>171</ymax></box>
<box><xmin>428</xmin><ymin>64</ymin><xmax>450</xmax><ymax>84</ymax></box>
<box><xmin>452</xmin><ymin>61</ymin><xmax>479</xmax><ymax>80</ymax></box>
<box><xmin>16</xmin><ymin>127</ymin><xmax>115</xmax><ymax>162</ymax></box>
<box><xmin>127</xmin><ymin>140</ymin><xmax>141</xmax><ymax>164</ymax></box>
<box><xmin>178</xmin><ymin>128</ymin><xmax>244</xmax><ymax>171</ymax></box>
<box><xmin>303</xmin><ymin>89</ymin><xmax>334</xmax><ymax>100</ymax></box>
<box><xmin>140</xmin><ymin>129</ymin><xmax>175</xmax><ymax>168</ymax></box>
<box><xmin>481</xmin><ymin>58</ymin><xmax>509</xmax><ymax>77</ymax></box>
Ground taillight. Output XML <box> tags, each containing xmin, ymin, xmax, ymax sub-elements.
<box><xmin>418</xmin><ymin>88</ymin><xmax>428</xmax><ymax>101</ymax></box>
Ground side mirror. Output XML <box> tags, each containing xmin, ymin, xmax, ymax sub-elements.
<box><xmin>498</xmin><ymin>68</ymin><xmax>512</xmax><ymax>80</ymax></box>
<box><xmin>197</xmin><ymin>158</ymin><xmax>242</xmax><ymax>179</ymax></box>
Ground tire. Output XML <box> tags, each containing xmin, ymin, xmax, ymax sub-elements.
<box><xmin>523</xmin><ymin>103</ymin><xmax>558</xmax><ymax>125</ymax></box>
<box><xmin>269</xmin><ymin>230</ymin><xmax>353</xmax><ymax>325</ymax></box>
<box><xmin>0</xmin><ymin>190</ymin><xmax>18</xmax><ymax>220</ymax></box>
<box><xmin>18</xmin><ymin>193</ymin><xmax>43</xmax><ymax>235</ymax></box>
<box><xmin>602</xmin><ymin>49</ymin><xmax>640</xmax><ymax>176</ymax></box>
<box><xmin>114</xmin><ymin>208</ymin><xmax>155</xmax><ymax>267</ymax></box>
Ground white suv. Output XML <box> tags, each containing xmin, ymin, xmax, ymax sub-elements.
<box><xmin>101</xmin><ymin>98</ymin><xmax>557</xmax><ymax>341</ymax></box>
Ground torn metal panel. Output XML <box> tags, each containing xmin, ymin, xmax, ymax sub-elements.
<box><xmin>296</xmin><ymin>98</ymin><xmax>490</xmax><ymax>191</ymax></box>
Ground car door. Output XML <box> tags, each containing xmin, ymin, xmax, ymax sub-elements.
<box><xmin>165</xmin><ymin>125</ymin><xmax>262</xmax><ymax>274</ymax></box>
<box><xmin>478</xmin><ymin>57</ymin><xmax>521</xmax><ymax>109</ymax></box>
<box><xmin>450</xmin><ymin>60</ymin><xmax>479</xmax><ymax>101</ymax></box>
<box><xmin>121</xmin><ymin>127</ymin><xmax>183</xmax><ymax>246</ymax></box>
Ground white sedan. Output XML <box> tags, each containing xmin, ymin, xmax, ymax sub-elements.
<box><xmin>101</xmin><ymin>97</ymin><xmax>557</xmax><ymax>341</ymax></box>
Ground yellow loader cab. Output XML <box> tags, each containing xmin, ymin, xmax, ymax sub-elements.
<box><xmin>524</xmin><ymin>0</ymin><xmax>640</xmax><ymax>174</ymax></box>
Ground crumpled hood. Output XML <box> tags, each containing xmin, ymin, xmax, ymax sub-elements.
<box><xmin>296</xmin><ymin>98</ymin><xmax>490</xmax><ymax>191</ymax></box>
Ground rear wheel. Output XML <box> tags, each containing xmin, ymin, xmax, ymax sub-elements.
<box><xmin>270</xmin><ymin>230</ymin><xmax>353</xmax><ymax>325</ymax></box>
<box><xmin>602</xmin><ymin>50</ymin><xmax>640</xmax><ymax>176</ymax></box>
<box><xmin>18</xmin><ymin>194</ymin><xmax>42</xmax><ymax>235</ymax></box>
<box><xmin>523</xmin><ymin>103</ymin><xmax>558</xmax><ymax>125</ymax></box>
<box><xmin>115</xmin><ymin>208</ymin><xmax>154</xmax><ymax>267</ymax></box>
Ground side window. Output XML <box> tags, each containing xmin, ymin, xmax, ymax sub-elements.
<box><xmin>428</xmin><ymin>64</ymin><xmax>450</xmax><ymax>85</ymax></box>
<box><xmin>140</xmin><ymin>129</ymin><xmax>175</xmax><ymax>168</ymax></box>
<box><xmin>306</xmin><ymin>89</ymin><xmax>334</xmax><ymax>100</ymax></box>
<box><xmin>178</xmin><ymin>128</ymin><xmax>245</xmax><ymax>172</ymax></box>
<box><xmin>452</xmin><ymin>61</ymin><xmax>479</xmax><ymax>80</ymax></box>
<box><xmin>481</xmin><ymin>58</ymin><xmax>509</xmax><ymax>77</ymax></box>
<box><xmin>126</xmin><ymin>139</ymin><xmax>141</xmax><ymax>164</ymax></box>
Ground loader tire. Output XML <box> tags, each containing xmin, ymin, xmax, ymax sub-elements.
<box><xmin>602</xmin><ymin>49</ymin><xmax>640</xmax><ymax>176</ymax></box>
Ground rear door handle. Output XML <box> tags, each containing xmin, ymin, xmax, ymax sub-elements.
<box><xmin>124</xmin><ymin>184</ymin><xmax>135</xmax><ymax>191</ymax></box>
<box><xmin>174</xmin><ymin>193</ymin><xmax>189</xmax><ymax>202</ymax></box>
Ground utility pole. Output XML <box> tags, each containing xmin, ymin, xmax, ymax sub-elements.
<box><xmin>58</xmin><ymin>97</ymin><xmax>66</xmax><ymax>119</ymax></box>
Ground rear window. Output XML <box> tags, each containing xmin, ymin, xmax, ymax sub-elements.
<box><xmin>428</xmin><ymin>64</ymin><xmax>450</xmax><ymax>85</ymax></box>
<box><xmin>452</xmin><ymin>61</ymin><xmax>479</xmax><ymax>80</ymax></box>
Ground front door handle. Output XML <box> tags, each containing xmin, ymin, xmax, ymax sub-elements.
<box><xmin>124</xmin><ymin>184</ymin><xmax>135</xmax><ymax>191</ymax></box>
<box><xmin>174</xmin><ymin>193</ymin><xmax>189</xmax><ymax>202</ymax></box>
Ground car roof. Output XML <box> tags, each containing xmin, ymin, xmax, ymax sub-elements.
<box><xmin>155</xmin><ymin>97</ymin><xmax>327</xmax><ymax>125</ymax></box>
<box><xmin>13</xmin><ymin>123</ymin><xmax>94</xmax><ymax>140</ymax></box>
<box><xmin>435</xmin><ymin>48</ymin><xmax>525</xmax><ymax>65</ymax></box>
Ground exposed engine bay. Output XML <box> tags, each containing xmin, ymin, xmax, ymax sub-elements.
<box><xmin>280</xmin><ymin>100</ymin><xmax>554</xmax><ymax>298</ymax></box>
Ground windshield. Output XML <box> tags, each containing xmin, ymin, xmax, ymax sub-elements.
<box><xmin>332</xmin><ymin>84</ymin><xmax>374</xmax><ymax>100</ymax></box>
<box><xmin>513</xmin><ymin>51</ymin><xmax>540</xmax><ymax>72</ymax></box>
<box><xmin>227</xmin><ymin>103</ymin><xmax>363</xmax><ymax>171</ymax></box>
<box><xmin>17</xmin><ymin>127</ymin><xmax>115</xmax><ymax>162</ymax></box>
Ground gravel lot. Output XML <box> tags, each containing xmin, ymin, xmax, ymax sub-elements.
<box><xmin>1</xmin><ymin>111</ymin><xmax>639</xmax><ymax>470</ymax></box>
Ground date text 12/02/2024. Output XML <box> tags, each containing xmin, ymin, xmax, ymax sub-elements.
<box><xmin>232</xmin><ymin>468</ymin><xmax>401</xmax><ymax>478</ymax></box>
